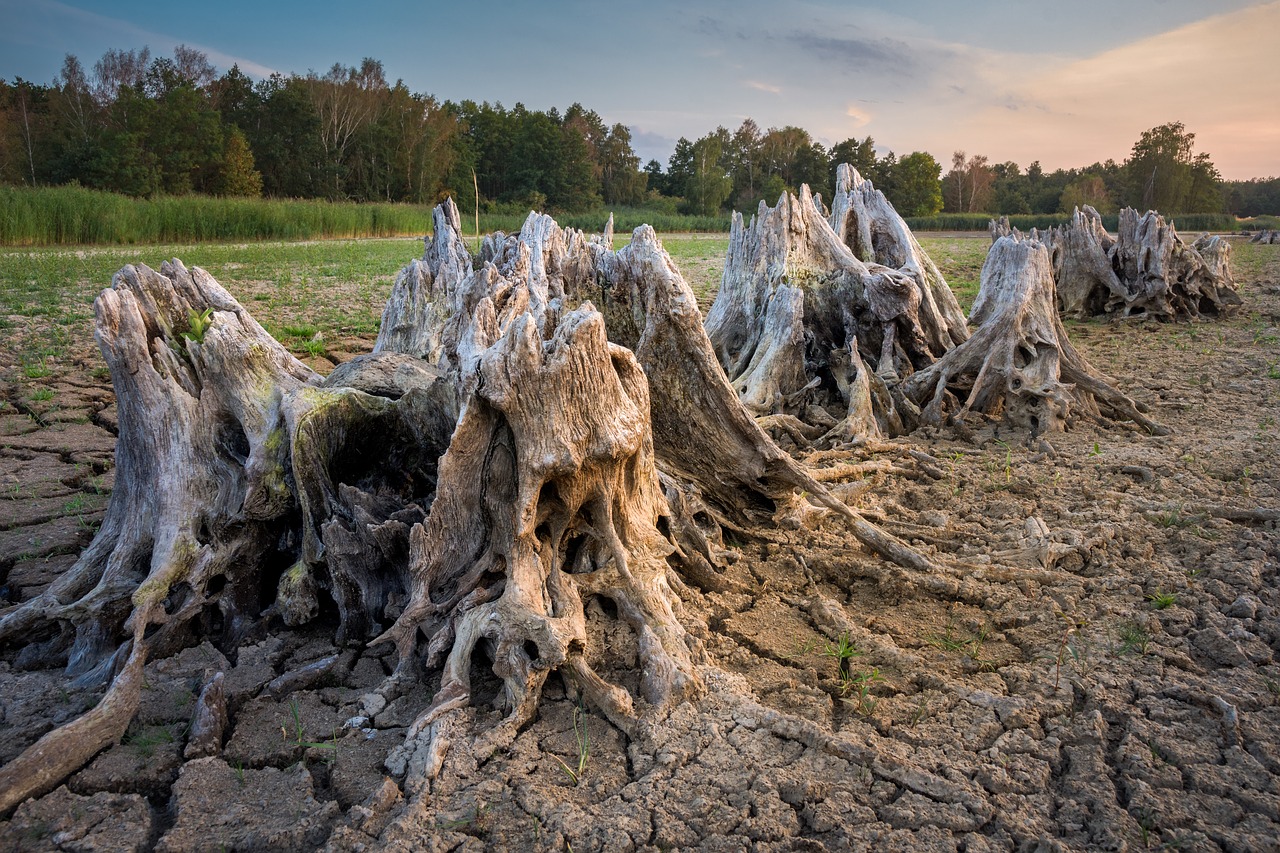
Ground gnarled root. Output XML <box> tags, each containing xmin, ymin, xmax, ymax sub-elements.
<box><xmin>375</xmin><ymin>307</ymin><xmax>703</xmax><ymax>784</ymax></box>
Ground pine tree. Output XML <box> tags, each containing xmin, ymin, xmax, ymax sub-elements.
<box><xmin>217</xmin><ymin>125</ymin><xmax>263</xmax><ymax>197</ymax></box>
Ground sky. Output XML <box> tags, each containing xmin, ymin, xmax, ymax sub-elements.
<box><xmin>3</xmin><ymin>0</ymin><xmax>1277</xmax><ymax>179</ymax></box>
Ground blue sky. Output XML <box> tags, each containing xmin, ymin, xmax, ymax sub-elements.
<box><xmin>4</xmin><ymin>0</ymin><xmax>1277</xmax><ymax>178</ymax></box>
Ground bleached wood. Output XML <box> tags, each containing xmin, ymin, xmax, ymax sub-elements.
<box><xmin>904</xmin><ymin>232</ymin><xmax>1167</xmax><ymax>436</ymax></box>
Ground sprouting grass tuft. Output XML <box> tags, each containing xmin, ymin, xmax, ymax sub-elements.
<box><xmin>551</xmin><ymin>700</ymin><xmax>591</xmax><ymax>785</ymax></box>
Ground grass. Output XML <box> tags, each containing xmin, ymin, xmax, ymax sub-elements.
<box><xmin>283</xmin><ymin>698</ymin><xmax>339</xmax><ymax>758</ymax></box>
<box><xmin>0</xmin><ymin>237</ymin><xmax>420</xmax><ymax>375</ymax></box>
<box><xmin>125</xmin><ymin>724</ymin><xmax>176</xmax><ymax>758</ymax></box>
<box><xmin>551</xmin><ymin>700</ymin><xmax>591</xmax><ymax>786</ymax></box>
<box><xmin>926</xmin><ymin>621</ymin><xmax>991</xmax><ymax>666</ymax></box>
<box><xmin>1</xmin><ymin>185</ymin><xmax>437</xmax><ymax>246</ymax></box>
<box><xmin>1118</xmin><ymin>622</ymin><xmax>1152</xmax><ymax>655</ymax></box>
<box><xmin>0</xmin><ymin>186</ymin><xmax>737</xmax><ymax>247</ymax></box>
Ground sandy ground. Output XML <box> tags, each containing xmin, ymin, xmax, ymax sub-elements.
<box><xmin>0</xmin><ymin>241</ymin><xmax>1278</xmax><ymax>852</ymax></box>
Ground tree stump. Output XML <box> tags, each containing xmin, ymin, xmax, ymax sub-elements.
<box><xmin>0</xmin><ymin>203</ymin><xmax>938</xmax><ymax>810</ymax></box>
<box><xmin>705</xmin><ymin>172</ymin><xmax>967</xmax><ymax>444</ymax></box>
<box><xmin>903</xmin><ymin>231</ymin><xmax>1167</xmax><ymax>437</ymax></box>
<box><xmin>1043</xmin><ymin>207</ymin><xmax>1240</xmax><ymax>321</ymax></box>
<box><xmin>1044</xmin><ymin>206</ymin><xmax>1121</xmax><ymax>319</ymax></box>
<box><xmin>1248</xmin><ymin>229</ymin><xmax>1278</xmax><ymax>244</ymax></box>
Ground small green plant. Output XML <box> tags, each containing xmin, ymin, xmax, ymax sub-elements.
<box><xmin>1146</xmin><ymin>589</ymin><xmax>1177</xmax><ymax>610</ymax></box>
<box><xmin>839</xmin><ymin>667</ymin><xmax>883</xmax><ymax>716</ymax></box>
<box><xmin>992</xmin><ymin>439</ymin><xmax>1013</xmax><ymax>481</ymax></box>
<box><xmin>126</xmin><ymin>725</ymin><xmax>175</xmax><ymax>758</ymax></box>
<box><xmin>30</xmin><ymin>388</ymin><xmax>54</xmax><ymax>402</ymax></box>
<box><xmin>1052</xmin><ymin>611</ymin><xmax>1089</xmax><ymax>689</ymax></box>
<box><xmin>232</xmin><ymin>760</ymin><xmax>246</xmax><ymax>785</ymax></box>
<box><xmin>1118</xmin><ymin>622</ymin><xmax>1152</xmax><ymax>655</ymax></box>
<box><xmin>926</xmin><ymin>622</ymin><xmax>991</xmax><ymax>667</ymax></box>
<box><xmin>22</xmin><ymin>361</ymin><xmax>51</xmax><ymax>379</ymax></box>
<box><xmin>301</xmin><ymin>338</ymin><xmax>327</xmax><ymax>357</ymax></box>
<box><xmin>181</xmin><ymin>307</ymin><xmax>215</xmax><ymax>344</ymax></box>
<box><xmin>1151</xmin><ymin>506</ymin><xmax>1192</xmax><ymax>529</ymax></box>
<box><xmin>283</xmin><ymin>698</ymin><xmax>338</xmax><ymax>757</ymax></box>
<box><xmin>1088</xmin><ymin>442</ymin><xmax>1103</xmax><ymax>458</ymax></box>
<box><xmin>823</xmin><ymin>631</ymin><xmax>864</xmax><ymax>685</ymax></box>
<box><xmin>784</xmin><ymin>638</ymin><xmax>820</xmax><ymax>659</ymax></box>
<box><xmin>1134</xmin><ymin>808</ymin><xmax>1159</xmax><ymax>848</ymax></box>
<box><xmin>551</xmin><ymin>700</ymin><xmax>590</xmax><ymax>785</ymax></box>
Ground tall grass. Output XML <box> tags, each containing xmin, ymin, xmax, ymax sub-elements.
<box><xmin>0</xmin><ymin>186</ymin><xmax>735</xmax><ymax>246</ymax></box>
<box><xmin>0</xmin><ymin>185</ymin><xmax>436</xmax><ymax>246</ymax></box>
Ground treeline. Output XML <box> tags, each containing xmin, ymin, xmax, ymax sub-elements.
<box><xmin>1</xmin><ymin>46</ymin><xmax>1275</xmax><ymax>220</ymax></box>
<box><xmin>936</xmin><ymin>123</ymin><xmax>1245</xmax><ymax>219</ymax></box>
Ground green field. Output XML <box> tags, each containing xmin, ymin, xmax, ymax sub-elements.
<box><xmin>3</xmin><ymin>232</ymin><xmax>1269</xmax><ymax>402</ymax></box>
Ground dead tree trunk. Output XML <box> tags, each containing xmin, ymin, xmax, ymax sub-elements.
<box><xmin>1249</xmin><ymin>229</ymin><xmax>1279</xmax><ymax>244</ymax></box>
<box><xmin>1111</xmin><ymin>208</ymin><xmax>1241</xmax><ymax>319</ymax></box>
<box><xmin>1045</xmin><ymin>206</ymin><xmax>1122</xmax><ymax>319</ymax></box>
<box><xmin>0</xmin><ymin>260</ymin><xmax>322</xmax><ymax>811</ymax></box>
<box><xmin>829</xmin><ymin>163</ymin><xmax>970</xmax><ymax>353</ymax></box>
<box><xmin>1</xmin><ymin>203</ymin><xmax>938</xmax><ymax>809</ymax></box>
<box><xmin>705</xmin><ymin>177</ymin><xmax>967</xmax><ymax>444</ymax></box>
<box><xmin>903</xmin><ymin>231</ymin><xmax>1168</xmax><ymax>437</ymax></box>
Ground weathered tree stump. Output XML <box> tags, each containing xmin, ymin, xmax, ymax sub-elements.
<box><xmin>0</xmin><ymin>202</ymin><xmax>938</xmax><ymax>810</ymax></box>
<box><xmin>903</xmin><ymin>231</ymin><xmax>1167</xmax><ymax>437</ymax></box>
<box><xmin>1248</xmin><ymin>229</ymin><xmax>1278</xmax><ymax>244</ymax></box>
<box><xmin>1044</xmin><ymin>206</ymin><xmax>1121</xmax><ymax>320</ymax></box>
<box><xmin>1110</xmin><ymin>208</ymin><xmax>1240</xmax><ymax>319</ymax></box>
<box><xmin>706</xmin><ymin>170</ymin><xmax>968</xmax><ymax>444</ymax></box>
<box><xmin>1041</xmin><ymin>207</ymin><xmax>1240</xmax><ymax>321</ymax></box>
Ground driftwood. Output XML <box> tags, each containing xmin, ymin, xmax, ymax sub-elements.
<box><xmin>706</xmin><ymin>168</ymin><xmax>968</xmax><ymax>443</ymax></box>
<box><xmin>903</xmin><ymin>231</ymin><xmax>1167</xmax><ymax>436</ymax></box>
<box><xmin>0</xmin><ymin>201</ymin><xmax>938</xmax><ymax>810</ymax></box>
<box><xmin>1249</xmin><ymin>229</ymin><xmax>1279</xmax><ymax>244</ymax></box>
<box><xmin>1036</xmin><ymin>206</ymin><xmax>1241</xmax><ymax>321</ymax></box>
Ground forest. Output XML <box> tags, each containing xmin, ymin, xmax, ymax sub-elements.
<box><xmin>2</xmin><ymin>46</ymin><xmax>1278</xmax><ymax>220</ymax></box>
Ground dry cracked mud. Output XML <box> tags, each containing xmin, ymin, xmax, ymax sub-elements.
<box><xmin>1</xmin><ymin>238</ymin><xmax>1278</xmax><ymax>852</ymax></box>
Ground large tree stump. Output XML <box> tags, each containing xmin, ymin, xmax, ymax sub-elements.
<box><xmin>0</xmin><ymin>260</ymin><xmax>322</xmax><ymax>810</ymax></box>
<box><xmin>903</xmin><ymin>231</ymin><xmax>1167</xmax><ymax>437</ymax></box>
<box><xmin>1042</xmin><ymin>207</ymin><xmax>1240</xmax><ymax>321</ymax></box>
<box><xmin>1043</xmin><ymin>206</ymin><xmax>1122</xmax><ymax>319</ymax></box>
<box><xmin>0</xmin><ymin>203</ymin><xmax>938</xmax><ymax>810</ymax></box>
<box><xmin>706</xmin><ymin>174</ymin><xmax>967</xmax><ymax>444</ymax></box>
<box><xmin>829</xmin><ymin>164</ymin><xmax>970</xmax><ymax>354</ymax></box>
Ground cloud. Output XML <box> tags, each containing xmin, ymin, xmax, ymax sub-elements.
<box><xmin>21</xmin><ymin>0</ymin><xmax>278</xmax><ymax>78</ymax></box>
<box><xmin>787</xmin><ymin>31</ymin><xmax>917</xmax><ymax>77</ymax></box>
<box><xmin>844</xmin><ymin>105</ymin><xmax>872</xmax><ymax>128</ymax></box>
<box><xmin>952</xmin><ymin>1</ymin><xmax>1280</xmax><ymax>178</ymax></box>
<box><xmin>746</xmin><ymin>80</ymin><xmax>781</xmax><ymax>94</ymax></box>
